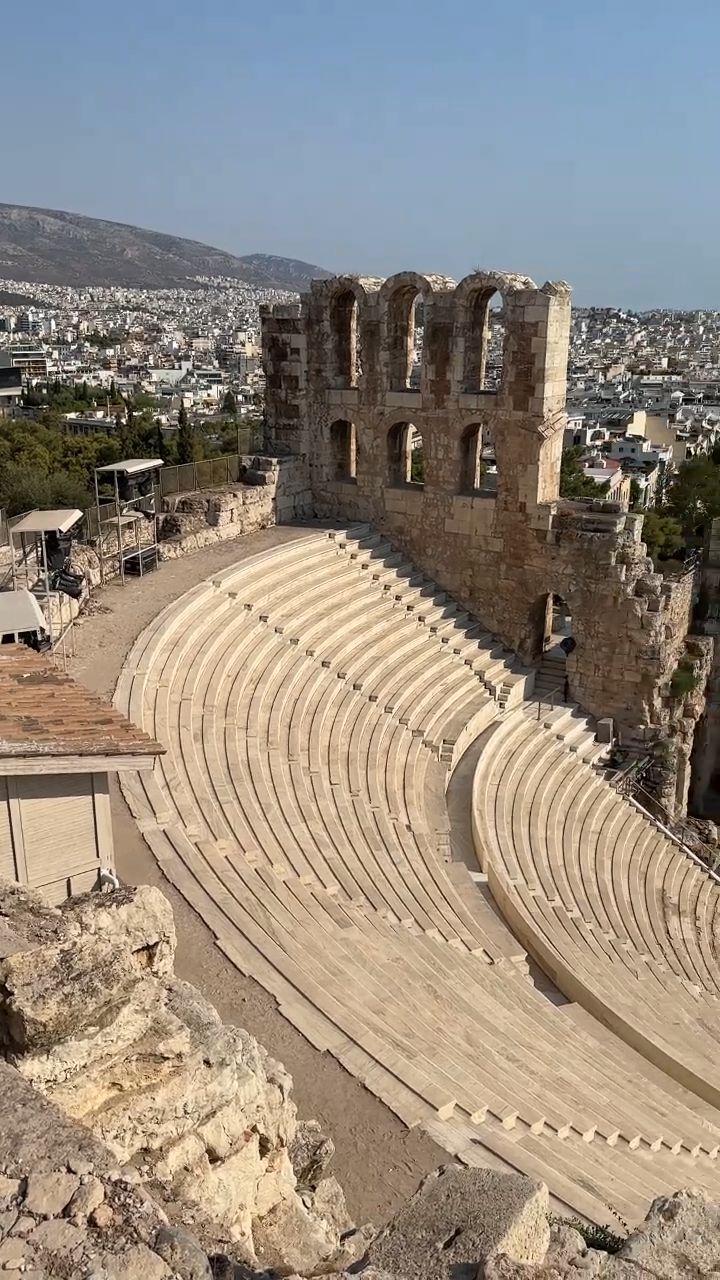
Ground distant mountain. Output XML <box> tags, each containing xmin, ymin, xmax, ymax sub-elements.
<box><xmin>0</xmin><ymin>204</ymin><xmax>332</xmax><ymax>292</ymax></box>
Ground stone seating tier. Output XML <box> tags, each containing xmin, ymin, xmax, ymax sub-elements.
<box><xmin>115</xmin><ymin>526</ymin><xmax>720</xmax><ymax>1230</ymax></box>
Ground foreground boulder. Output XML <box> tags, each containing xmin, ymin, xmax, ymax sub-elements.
<box><xmin>0</xmin><ymin>880</ymin><xmax>367</xmax><ymax>1274</ymax></box>
<box><xmin>364</xmin><ymin>1165</ymin><xmax>550</xmax><ymax>1279</ymax></box>
<box><xmin>1</xmin><ymin>878</ymin><xmax>719</xmax><ymax>1279</ymax></box>
<box><xmin>0</xmin><ymin>1057</ymin><xmax>221</xmax><ymax>1278</ymax></box>
<box><xmin>602</xmin><ymin>1188</ymin><xmax>720</xmax><ymax>1279</ymax></box>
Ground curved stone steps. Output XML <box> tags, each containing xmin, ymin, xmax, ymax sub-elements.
<box><xmin>472</xmin><ymin>712</ymin><xmax>720</xmax><ymax>1110</ymax></box>
<box><xmin>115</xmin><ymin>527</ymin><xmax>720</xmax><ymax>1227</ymax></box>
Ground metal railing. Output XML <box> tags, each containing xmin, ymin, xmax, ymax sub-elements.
<box><xmin>535</xmin><ymin>685</ymin><xmax>564</xmax><ymax>721</ymax></box>
<box><xmin>84</xmin><ymin>502</ymin><xmax>117</xmax><ymax>538</ymax></box>
<box><xmin>159</xmin><ymin>444</ymin><xmax>262</xmax><ymax>499</ymax></box>
<box><xmin>609</xmin><ymin>753</ymin><xmax>652</xmax><ymax>796</ymax></box>
<box><xmin>661</xmin><ymin>548</ymin><xmax>702</xmax><ymax>581</ymax></box>
<box><xmin>629</xmin><ymin>780</ymin><xmax>720</xmax><ymax>875</ymax></box>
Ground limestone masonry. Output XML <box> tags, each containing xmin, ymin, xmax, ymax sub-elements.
<box><xmin>262</xmin><ymin>272</ymin><xmax>707</xmax><ymax>812</ymax></box>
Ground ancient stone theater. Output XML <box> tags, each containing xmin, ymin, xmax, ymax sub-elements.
<box><xmin>114</xmin><ymin>267</ymin><xmax>720</xmax><ymax>1231</ymax></box>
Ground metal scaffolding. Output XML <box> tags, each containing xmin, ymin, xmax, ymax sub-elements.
<box><xmin>93</xmin><ymin>458</ymin><xmax>164</xmax><ymax>586</ymax></box>
<box><xmin>6</xmin><ymin>508</ymin><xmax>84</xmax><ymax>669</ymax></box>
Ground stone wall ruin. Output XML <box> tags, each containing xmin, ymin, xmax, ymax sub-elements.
<box><xmin>262</xmin><ymin>270</ymin><xmax>706</xmax><ymax>812</ymax></box>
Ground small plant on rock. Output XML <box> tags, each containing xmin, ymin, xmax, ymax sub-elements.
<box><xmin>668</xmin><ymin>657</ymin><xmax>699</xmax><ymax>698</ymax></box>
<box><xmin>549</xmin><ymin>1214</ymin><xmax>625</xmax><ymax>1254</ymax></box>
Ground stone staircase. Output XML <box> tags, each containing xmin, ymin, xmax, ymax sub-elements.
<box><xmin>533</xmin><ymin>647</ymin><xmax>567</xmax><ymax>702</ymax></box>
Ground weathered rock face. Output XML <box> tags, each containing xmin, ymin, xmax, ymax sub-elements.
<box><xmin>0</xmin><ymin>881</ymin><xmax>365</xmax><ymax>1275</ymax></box>
<box><xmin>356</xmin><ymin>1180</ymin><xmax>720</xmax><ymax>1280</ymax></box>
<box><xmin>0</xmin><ymin>1056</ymin><xmax>223</xmax><ymax>1278</ymax></box>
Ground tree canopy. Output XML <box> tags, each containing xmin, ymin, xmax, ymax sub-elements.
<box><xmin>560</xmin><ymin>447</ymin><xmax>605</xmax><ymax>499</ymax></box>
<box><xmin>640</xmin><ymin>510</ymin><xmax>685</xmax><ymax>562</ymax></box>
<box><xmin>665</xmin><ymin>455</ymin><xmax>720</xmax><ymax>536</ymax></box>
<box><xmin>221</xmin><ymin>389</ymin><xmax>237</xmax><ymax>416</ymax></box>
<box><xmin>0</xmin><ymin>395</ymin><xmax>264</xmax><ymax>518</ymax></box>
<box><xmin>0</xmin><ymin>416</ymin><xmax>121</xmax><ymax>516</ymax></box>
<box><xmin>176</xmin><ymin>404</ymin><xmax>198</xmax><ymax>465</ymax></box>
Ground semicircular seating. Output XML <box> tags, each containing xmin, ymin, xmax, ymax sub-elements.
<box><xmin>472</xmin><ymin>705</ymin><xmax>720</xmax><ymax>1105</ymax></box>
<box><xmin>116</xmin><ymin>525</ymin><xmax>720</xmax><ymax>1229</ymax></box>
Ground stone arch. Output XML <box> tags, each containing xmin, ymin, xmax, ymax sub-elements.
<box><xmin>328</xmin><ymin>290</ymin><xmax>359</xmax><ymax>387</ymax></box>
<box><xmin>309</xmin><ymin>276</ymin><xmax>378</xmax><ymax>389</ymax></box>
<box><xmin>387</xmin><ymin>421</ymin><xmax>424</xmax><ymax>487</ymax></box>
<box><xmin>525</xmin><ymin>587</ymin><xmax>577</xmax><ymax>670</ymax></box>
<box><xmin>459</xmin><ymin>422</ymin><xmax>497</xmax><ymax>495</ymax></box>
<box><xmin>325</xmin><ymin>278</ymin><xmax>369</xmax><ymax>388</ymax></box>
<box><xmin>379</xmin><ymin>272</ymin><xmax>454</xmax><ymax>392</ymax></box>
<box><xmin>454</xmin><ymin>271</ymin><xmax>534</xmax><ymax>395</ymax></box>
<box><xmin>329</xmin><ymin>419</ymin><xmax>357</xmax><ymax>482</ymax></box>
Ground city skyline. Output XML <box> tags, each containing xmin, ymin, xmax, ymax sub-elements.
<box><xmin>4</xmin><ymin>0</ymin><xmax>720</xmax><ymax>309</ymax></box>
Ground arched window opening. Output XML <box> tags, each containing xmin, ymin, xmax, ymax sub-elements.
<box><xmin>527</xmin><ymin>593</ymin><xmax>575</xmax><ymax>698</ymax></box>
<box><xmin>460</xmin><ymin>423</ymin><xmax>497</xmax><ymax>495</ymax></box>
<box><xmin>544</xmin><ymin>593</ymin><xmax>573</xmax><ymax>654</ymax></box>
<box><xmin>329</xmin><ymin>419</ymin><xmax>357</xmax><ymax>482</ymax></box>
<box><xmin>387</xmin><ymin>288</ymin><xmax>424</xmax><ymax>391</ymax></box>
<box><xmin>463</xmin><ymin>288</ymin><xmax>504</xmax><ymax>393</ymax></box>
<box><xmin>387</xmin><ymin>421</ymin><xmax>424</xmax><ymax>488</ymax></box>
<box><xmin>329</xmin><ymin>290</ymin><xmax>360</xmax><ymax>388</ymax></box>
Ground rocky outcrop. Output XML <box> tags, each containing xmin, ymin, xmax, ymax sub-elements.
<box><xmin>0</xmin><ymin>878</ymin><xmax>719</xmax><ymax>1279</ymax></box>
<box><xmin>0</xmin><ymin>880</ymin><xmax>367</xmax><ymax>1275</ymax></box>
<box><xmin>0</xmin><ymin>1057</ymin><xmax>222</xmax><ymax>1278</ymax></box>
<box><xmin>353</xmin><ymin>1175</ymin><xmax>720</xmax><ymax>1280</ymax></box>
<box><xmin>480</xmin><ymin>1188</ymin><xmax>720</xmax><ymax>1280</ymax></box>
<box><xmin>363</xmin><ymin>1165</ymin><xmax>551</xmax><ymax>1279</ymax></box>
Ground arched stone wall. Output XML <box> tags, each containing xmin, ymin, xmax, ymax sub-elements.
<box><xmin>262</xmin><ymin>269</ymin><xmax>702</xmax><ymax>776</ymax></box>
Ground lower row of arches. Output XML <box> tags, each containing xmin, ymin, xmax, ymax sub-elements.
<box><xmin>329</xmin><ymin>420</ymin><xmax>498</xmax><ymax>495</ymax></box>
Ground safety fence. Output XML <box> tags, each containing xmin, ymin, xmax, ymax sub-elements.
<box><xmin>159</xmin><ymin>452</ymin><xmax>250</xmax><ymax>498</ymax></box>
<box><xmin>2</xmin><ymin>435</ymin><xmax>267</xmax><ymax>560</ymax></box>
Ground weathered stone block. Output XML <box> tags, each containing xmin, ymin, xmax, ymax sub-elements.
<box><xmin>364</xmin><ymin>1166</ymin><xmax>550</xmax><ymax>1279</ymax></box>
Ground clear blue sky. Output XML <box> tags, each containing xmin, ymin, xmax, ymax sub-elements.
<box><xmin>4</xmin><ymin>0</ymin><xmax>719</xmax><ymax>307</ymax></box>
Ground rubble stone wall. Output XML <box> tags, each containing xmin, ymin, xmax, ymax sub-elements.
<box><xmin>262</xmin><ymin>272</ymin><xmax>705</xmax><ymax>811</ymax></box>
<box><xmin>68</xmin><ymin>456</ymin><xmax>312</xmax><ymax>585</ymax></box>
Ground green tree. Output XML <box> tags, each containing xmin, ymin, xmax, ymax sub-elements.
<box><xmin>559</xmin><ymin>447</ymin><xmax>601</xmax><ymax>499</ymax></box>
<box><xmin>176</xmin><ymin>404</ymin><xmax>197</xmax><ymax>464</ymax></box>
<box><xmin>410</xmin><ymin>446</ymin><xmax>424</xmax><ymax>484</ymax></box>
<box><xmin>641</xmin><ymin>509</ymin><xmax>685</xmax><ymax>562</ymax></box>
<box><xmin>0</xmin><ymin>417</ymin><xmax>120</xmax><ymax>517</ymax></box>
<box><xmin>667</xmin><ymin>456</ymin><xmax>720</xmax><ymax>537</ymax></box>
<box><xmin>221</xmin><ymin>389</ymin><xmax>237</xmax><ymax>417</ymax></box>
<box><xmin>154</xmin><ymin>419</ymin><xmax>170</xmax><ymax>463</ymax></box>
<box><xmin>629</xmin><ymin>478</ymin><xmax>641</xmax><ymax>508</ymax></box>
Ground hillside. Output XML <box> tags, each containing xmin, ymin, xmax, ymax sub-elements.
<box><xmin>0</xmin><ymin>203</ymin><xmax>331</xmax><ymax>292</ymax></box>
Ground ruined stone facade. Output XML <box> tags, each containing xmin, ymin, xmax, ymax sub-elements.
<box><xmin>262</xmin><ymin>271</ymin><xmax>704</xmax><ymax>810</ymax></box>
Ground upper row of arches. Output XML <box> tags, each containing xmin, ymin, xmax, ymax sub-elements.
<box><xmin>317</xmin><ymin>270</ymin><xmax>549</xmax><ymax>394</ymax></box>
